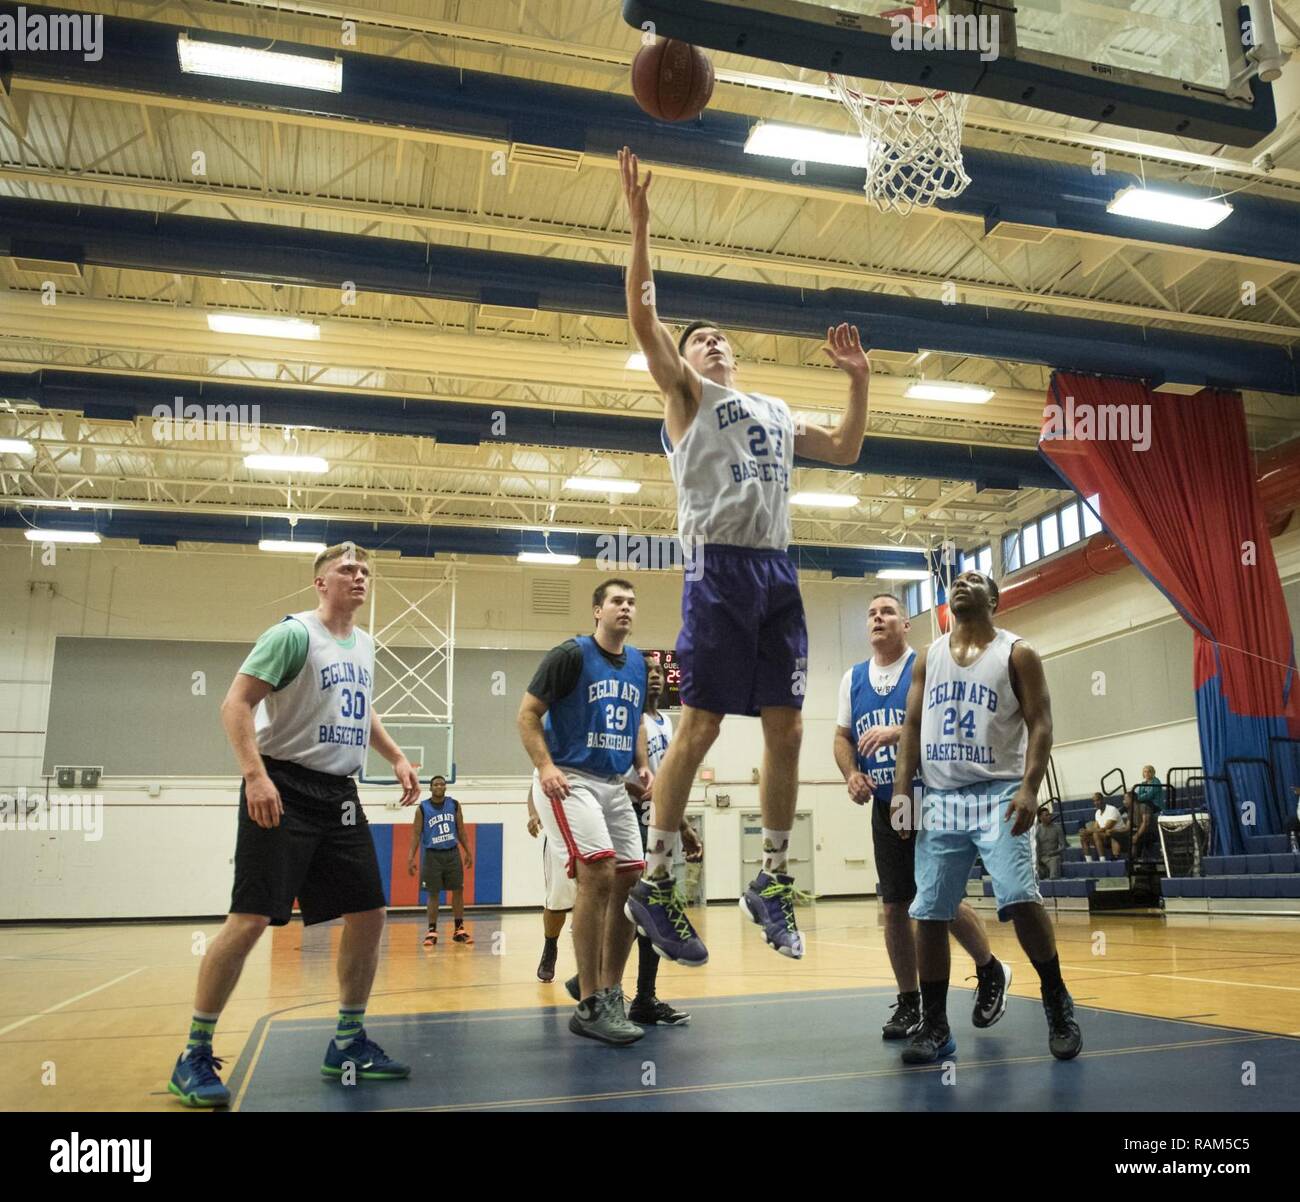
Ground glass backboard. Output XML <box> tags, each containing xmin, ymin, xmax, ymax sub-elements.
<box><xmin>621</xmin><ymin>0</ymin><xmax>1276</xmax><ymax>145</ymax></box>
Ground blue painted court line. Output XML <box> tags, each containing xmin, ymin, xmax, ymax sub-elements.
<box><xmin>225</xmin><ymin>988</ymin><xmax>1300</xmax><ymax>1112</ymax></box>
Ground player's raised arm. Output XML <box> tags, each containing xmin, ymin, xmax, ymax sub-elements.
<box><xmin>619</xmin><ymin>147</ymin><xmax>703</xmax><ymax>433</ymax></box>
<box><xmin>794</xmin><ymin>323</ymin><xmax>870</xmax><ymax>466</ymax></box>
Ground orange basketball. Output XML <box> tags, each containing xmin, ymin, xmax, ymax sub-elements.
<box><xmin>631</xmin><ymin>38</ymin><xmax>715</xmax><ymax>122</ymax></box>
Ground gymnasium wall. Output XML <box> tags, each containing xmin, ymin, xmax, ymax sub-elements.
<box><xmin>2</xmin><ymin>520</ymin><xmax>1299</xmax><ymax>920</ymax></box>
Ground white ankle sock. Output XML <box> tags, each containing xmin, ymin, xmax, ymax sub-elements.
<box><xmin>645</xmin><ymin>828</ymin><xmax>678</xmax><ymax>880</ymax></box>
<box><xmin>762</xmin><ymin>828</ymin><xmax>792</xmax><ymax>874</ymax></box>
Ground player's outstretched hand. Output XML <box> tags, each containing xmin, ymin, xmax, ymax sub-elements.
<box><xmin>539</xmin><ymin>764</ymin><xmax>570</xmax><ymax>803</ymax></box>
<box><xmin>619</xmin><ymin>146</ymin><xmax>653</xmax><ymax>228</ymax></box>
<box><xmin>245</xmin><ymin>772</ymin><xmax>284</xmax><ymax>829</ymax></box>
<box><xmin>681</xmin><ymin>822</ymin><xmax>704</xmax><ymax>863</ymax></box>
<box><xmin>394</xmin><ymin>757</ymin><xmax>421</xmax><ymax>807</ymax></box>
<box><xmin>847</xmin><ymin>771</ymin><xmax>874</xmax><ymax>806</ymax></box>
<box><xmin>822</xmin><ymin>323</ymin><xmax>869</xmax><ymax>378</ymax></box>
<box><xmin>1005</xmin><ymin>786</ymin><xmax>1039</xmax><ymax>837</ymax></box>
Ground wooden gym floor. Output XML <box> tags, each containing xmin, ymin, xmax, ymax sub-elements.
<box><xmin>2</xmin><ymin>901</ymin><xmax>1299</xmax><ymax>1111</ymax></box>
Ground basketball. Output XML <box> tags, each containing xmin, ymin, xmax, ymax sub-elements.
<box><xmin>631</xmin><ymin>38</ymin><xmax>715</xmax><ymax>122</ymax></box>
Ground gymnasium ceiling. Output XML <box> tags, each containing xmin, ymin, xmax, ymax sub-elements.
<box><xmin>2</xmin><ymin>0</ymin><xmax>1300</xmax><ymax>564</ymax></box>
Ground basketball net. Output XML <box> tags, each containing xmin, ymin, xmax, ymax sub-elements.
<box><xmin>828</xmin><ymin>2</ymin><xmax>971</xmax><ymax>216</ymax></box>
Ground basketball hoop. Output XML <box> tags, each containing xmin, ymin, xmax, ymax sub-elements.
<box><xmin>828</xmin><ymin>3</ymin><xmax>970</xmax><ymax>216</ymax></box>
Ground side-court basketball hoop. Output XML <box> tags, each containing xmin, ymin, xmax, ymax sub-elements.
<box><xmin>828</xmin><ymin>2</ymin><xmax>971</xmax><ymax>216</ymax></box>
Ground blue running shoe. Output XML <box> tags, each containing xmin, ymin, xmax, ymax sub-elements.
<box><xmin>321</xmin><ymin>1029</ymin><xmax>411</xmax><ymax>1081</ymax></box>
<box><xmin>741</xmin><ymin>871</ymin><xmax>805</xmax><ymax>958</ymax></box>
<box><xmin>625</xmin><ymin>877</ymin><xmax>708</xmax><ymax>966</ymax></box>
<box><xmin>168</xmin><ymin>1047</ymin><xmax>230</xmax><ymax>1108</ymax></box>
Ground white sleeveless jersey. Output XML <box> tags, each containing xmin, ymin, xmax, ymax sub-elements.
<box><xmin>920</xmin><ymin>628</ymin><xmax>1027</xmax><ymax>791</ymax></box>
<box><xmin>663</xmin><ymin>378</ymin><xmax>794</xmax><ymax>550</ymax></box>
<box><xmin>254</xmin><ymin>610</ymin><xmax>375</xmax><ymax>776</ymax></box>
<box><xmin>623</xmin><ymin>710</ymin><xmax>673</xmax><ymax>784</ymax></box>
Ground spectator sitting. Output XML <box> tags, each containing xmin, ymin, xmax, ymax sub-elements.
<box><xmin>1108</xmin><ymin>790</ymin><xmax>1155</xmax><ymax>863</ymax></box>
<box><xmin>1035</xmin><ymin>805</ymin><xmax>1065</xmax><ymax>880</ymax></box>
<box><xmin>1134</xmin><ymin>764</ymin><xmax>1165</xmax><ymax>813</ymax></box>
<box><xmin>1079</xmin><ymin>793</ymin><xmax>1124</xmax><ymax>862</ymax></box>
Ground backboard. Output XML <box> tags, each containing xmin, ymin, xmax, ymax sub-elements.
<box><xmin>361</xmin><ymin>720</ymin><xmax>455</xmax><ymax>785</ymax></box>
<box><xmin>621</xmin><ymin>0</ymin><xmax>1278</xmax><ymax>146</ymax></box>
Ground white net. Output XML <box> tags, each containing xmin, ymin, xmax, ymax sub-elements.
<box><xmin>1157</xmin><ymin>813</ymin><xmax>1211</xmax><ymax>878</ymax></box>
<box><xmin>829</xmin><ymin>73</ymin><xmax>971</xmax><ymax>215</ymax></box>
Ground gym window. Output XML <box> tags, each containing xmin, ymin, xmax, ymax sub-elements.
<box><xmin>1001</xmin><ymin>493</ymin><xmax>1100</xmax><ymax>575</ymax></box>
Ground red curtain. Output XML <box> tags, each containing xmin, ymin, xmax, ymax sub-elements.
<box><xmin>1040</xmin><ymin>373</ymin><xmax>1300</xmax><ymax>848</ymax></box>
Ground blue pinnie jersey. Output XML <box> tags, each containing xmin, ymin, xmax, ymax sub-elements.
<box><xmin>419</xmin><ymin>796</ymin><xmax>459</xmax><ymax>851</ymax></box>
<box><xmin>850</xmin><ymin>651</ymin><xmax>920</xmax><ymax>791</ymax></box>
<box><xmin>543</xmin><ymin>637</ymin><xmax>646</xmax><ymax>777</ymax></box>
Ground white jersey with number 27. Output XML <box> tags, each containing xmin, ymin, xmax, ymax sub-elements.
<box><xmin>662</xmin><ymin>377</ymin><xmax>794</xmax><ymax>551</ymax></box>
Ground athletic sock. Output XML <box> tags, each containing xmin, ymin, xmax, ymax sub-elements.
<box><xmin>543</xmin><ymin>935</ymin><xmax>558</xmax><ymax>953</ymax></box>
<box><xmin>976</xmin><ymin>953</ymin><xmax>1001</xmax><ymax>978</ymax></box>
<box><xmin>1031</xmin><ymin>953</ymin><xmax>1064</xmax><ymax>992</ymax></box>
<box><xmin>645</xmin><ymin>829</ymin><xmax>678</xmax><ymax>881</ymax></box>
<box><xmin>899</xmin><ymin>989</ymin><xmax>921</xmax><ymax>1006</ymax></box>
<box><xmin>334</xmin><ymin>1005</ymin><xmax>366</xmax><ymax>1049</ymax></box>
<box><xmin>635</xmin><ymin>933</ymin><xmax>661</xmax><ymax>1000</ymax></box>
<box><xmin>762</xmin><ymin>829</ymin><xmax>792</xmax><ymax>875</ymax></box>
<box><xmin>186</xmin><ymin>1011</ymin><xmax>219</xmax><ymax>1052</ymax></box>
<box><xmin>919</xmin><ymin>979</ymin><xmax>949</xmax><ymax>1027</ymax></box>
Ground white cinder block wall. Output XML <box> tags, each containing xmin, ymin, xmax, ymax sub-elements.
<box><xmin>3</xmin><ymin>520</ymin><xmax>1298</xmax><ymax>920</ymax></box>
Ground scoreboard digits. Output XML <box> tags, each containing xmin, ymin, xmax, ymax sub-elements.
<box><xmin>643</xmin><ymin>649</ymin><xmax>681</xmax><ymax>708</ymax></box>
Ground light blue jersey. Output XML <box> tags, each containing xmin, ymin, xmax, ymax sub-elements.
<box><xmin>419</xmin><ymin>797</ymin><xmax>459</xmax><ymax>851</ymax></box>
<box><xmin>849</xmin><ymin>650</ymin><xmax>918</xmax><ymax>792</ymax></box>
<box><xmin>543</xmin><ymin>636</ymin><xmax>647</xmax><ymax>777</ymax></box>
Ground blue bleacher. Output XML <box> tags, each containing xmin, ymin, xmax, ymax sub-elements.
<box><xmin>1063</xmin><ymin>860</ymin><xmax>1127</xmax><ymax>879</ymax></box>
<box><xmin>1040</xmin><ymin>879</ymin><xmax>1094</xmax><ymax>898</ymax></box>
<box><xmin>1245</xmin><ymin>834</ymin><xmax>1291</xmax><ymax>855</ymax></box>
<box><xmin>1164</xmin><ymin>875</ymin><xmax>1300</xmax><ymax>898</ymax></box>
<box><xmin>1203</xmin><ymin>853</ymin><xmax>1300</xmax><ymax>875</ymax></box>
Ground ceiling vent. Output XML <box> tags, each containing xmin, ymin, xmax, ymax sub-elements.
<box><xmin>508</xmin><ymin>143</ymin><xmax>583</xmax><ymax>171</ymax></box>
<box><xmin>478</xmin><ymin>304</ymin><xmax>538</xmax><ymax>324</ymax></box>
<box><xmin>9</xmin><ymin>256</ymin><xmax>83</xmax><ymax>277</ymax></box>
<box><xmin>985</xmin><ymin>222</ymin><xmax>1053</xmax><ymax>244</ymax></box>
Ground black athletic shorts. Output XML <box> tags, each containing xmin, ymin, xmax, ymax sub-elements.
<box><xmin>230</xmin><ymin>756</ymin><xmax>385</xmax><ymax>926</ymax></box>
<box><xmin>872</xmin><ymin>794</ymin><xmax>917</xmax><ymax>905</ymax></box>
<box><xmin>421</xmin><ymin>848</ymin><xmax>464</xmax><ymax>894</ymax></box>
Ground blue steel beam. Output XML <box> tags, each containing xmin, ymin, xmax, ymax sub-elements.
<box><xmin>0</xmin><ymin>369</ymin><xmax>1065</xmax><ymax>489</ymax></box>
<box><xmin>2</xmin><ymin>2</ymin><xmax>1297</xmax><ymax>263</ymax></box>
<box><xmin>0</xmin><ymin>508</ymin><xmax>928</xmax><ymax>577</ymax></box>
<box><xmin>1</xmin><ymin>200</ymin><xmax>1295</xmax><ymax>395</ymax></box>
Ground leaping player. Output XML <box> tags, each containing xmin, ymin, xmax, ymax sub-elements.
<box><xmin>618</xmin><ymin>146</ymin><xmax>870</xmax><ymax>963</ymax></box>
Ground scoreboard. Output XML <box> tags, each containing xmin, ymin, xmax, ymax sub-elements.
<box><xmin>642</xmin><ymin>649</ymin><xmax>681</xmax><ymax>708</ymax></box>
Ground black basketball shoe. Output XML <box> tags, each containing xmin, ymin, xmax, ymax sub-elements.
<box><xmin>1042</xmin><ymin>984</ymin><xmax>1083</xmax><ymax>1060</ymax></box>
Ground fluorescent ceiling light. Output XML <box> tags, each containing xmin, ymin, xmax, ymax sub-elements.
<box><xmin>625</xmin><ymin>353</ymin><xmax>649</xmax><ymax>371</ymax></box>
<box><xmin>0</xmin><ymin>438</ymin><xmax>35</xmax><ymax>454</ymax></box>
<box><xmin>1106</xmin><ymin>186</ymin><xmax>1232</xmax><ymax>230</ymax></box>
<box><xmin>564</xmin><ymin>476</ymin><xmax>642</xmax><ymax>494</ymax></box>
<box><xmin>904</xmin><ymin>382</ymin><xmax>995</xmax><ymax>404</ymax></box>
<box><xmin>744</xmin><ymin>121</ymin><xmax>869</xmax><ymax>169</ymax></box>
<box><xmin>177</xmin><ymin>32</ymin><xmax>343</xmax><ymax>93</ymax></box>
<box><xmin>23</xmin><ymin>529</ymin><xmax>101</xmax><ymax>544</ymax></box>
<box><xmin>518</xmin><ymin>551</ymin><xmax>580</xmax><ymax>565</ymax></box>
<box><xmin>259</xmin><ymin>539</ymin><xmax>327</xmax><ymax>554</ymax></box>
<box><xmin>864</xmin><ymin>543</ymin><xmax>924</xmax><ymax>553</ymax></box>
<box><xmin>878</xmin><ymin>568</ymin><xmax>930</xmax><ymax>581</ymax></box>
<box><xmin>207</xmin><ymin>314</ymin><xmax>321</xmax><ymax>341</ymax></box>
<box><xmin>244</xmin><ymin>454</ymin><xmax>330</xmax><ymax>474</ymax></box>
<box><xmin>791</xmin><ymin>491</ymin><xmax>859</xmax><ymax>508</ymax></box>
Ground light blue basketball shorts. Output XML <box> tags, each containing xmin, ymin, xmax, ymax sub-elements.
<box><xmin>908</xmin><ymin>779</ymin><xmax>1043</xmax><ymax>923</ymax></box>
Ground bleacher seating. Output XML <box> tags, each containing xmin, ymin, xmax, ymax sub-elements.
<box><xmin>1063</xmin><ymin>860</ymin><xmax>1127</xmax><ymax>879</ymax></box>
<box><xmin>1163</xmin><ymin>876</ymin><xmax>1300</xmax><ymax>898</ymax></box>
<box><xmin>1039</xmin><ymin>879</ymin><xmax>1095</xmax><ymax>898</ymax></box>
